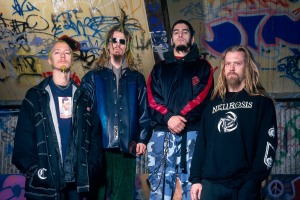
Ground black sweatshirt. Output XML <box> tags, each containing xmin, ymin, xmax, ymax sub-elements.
<box><xmin>189</xmin><ymin>89</ymin><xmax>277</xmax><ymax>189</ymax></box>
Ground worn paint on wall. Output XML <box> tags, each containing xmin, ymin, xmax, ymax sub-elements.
<box><xmin>167</xmin><ymin>0</ymin><xmax>300</xmax><ymax>97</ymax></box>
<box><xmin>0</xmin><ymin>0</ymin><xmax>155</xmax><ymax>102</ymax></box>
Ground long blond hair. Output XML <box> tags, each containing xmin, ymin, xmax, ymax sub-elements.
<box><xmin>211</xmin><ymin>45</ymin><xmax>268</xmax><ymax>100</ymax></box>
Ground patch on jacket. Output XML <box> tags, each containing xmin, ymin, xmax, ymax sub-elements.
<box><xmin>192</xmin><ymin>76</ymin><xmax>200</xmax><ymax>86</ymax></box>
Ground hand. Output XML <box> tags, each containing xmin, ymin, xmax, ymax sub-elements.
<box><xmin>136</xmin><ymin>143</ymin><xmax>147</xmax><ymax>156</ymax></box>
<box><xmin>190</xmin><ymin>183</ymin><xmax>202</xmax><ymax>200</ymax></box>
<box><xmin>167</xmin><ymin>115</ymin><xmax>187</xmax><ymax>134</ymax></box>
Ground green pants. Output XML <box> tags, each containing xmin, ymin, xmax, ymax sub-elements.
<box><xmin>98</xmin><ymin>150</ymin><xmax>136</xmax><ymax>200</ymax></box>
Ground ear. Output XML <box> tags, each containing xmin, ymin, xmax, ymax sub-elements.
<box><xmin>48</xmin><ymin>58</ymin><xmax>52</xmax><ymax>65</ymax></box>
<box><xmin>170</xmin><ymin>38</ymin><xmax>173</xmax><ymax>45</ymax></box>
<box><xmin>191</xmin><ymin>36</ymin><xmax>195</xmax><ymax>44</ymax></box>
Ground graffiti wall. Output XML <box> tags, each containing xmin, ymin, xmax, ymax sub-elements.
<box><xmin>167</xmin><ymin>0</ymin><xmax>300</xmax><ymax>98</ymax></box>
<box><xmin>0</xmin><ymin>0</ymin><xmax>155</xmax><ymax>103</ymax></box>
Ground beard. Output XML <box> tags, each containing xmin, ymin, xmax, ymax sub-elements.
<box><xmin>111</xmin><ymin>54</ymin><xmax>124</xmax><ymax>62</ymax></box>
<box><xmin>226</xmin><ymin>74</ymin><xmax>243</xmax><ymax>90</ymax></box>
<box><xmin>173</xmin><ymin>40</ymin><xmax>192</xmax><ymax>53</ymax></box>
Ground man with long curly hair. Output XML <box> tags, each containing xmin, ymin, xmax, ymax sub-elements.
<box><xmin>80</xmin><ymin>16</ymin><xmax>152</xmax><ymax>199</ymax></box>
<box><xmin>190</xmin><ymin>45</ymin><xmax>277</xmax><ymax>200</ymax></box>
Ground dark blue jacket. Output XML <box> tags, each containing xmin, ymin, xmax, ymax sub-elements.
<box><xmin>81</xmin><ymin>67</ymin><xmax>152</xmax><ymax>155</ymax></box>
<box><xmin>12</xmin><ymin>76</ymin><xmax>101</xmax><ymax>199</ymax></box>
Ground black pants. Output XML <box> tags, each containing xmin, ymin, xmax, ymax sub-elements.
<box><xmin>26</xmin><ymin>182</ymin><xmax>84</xmax><ymax>200</ymax></box>
<box><xmin>200</xmin><ymin>179</ymin><xmax>262</xmax><ymax>200</ymax></box>
<box><xmin>60</xmin><ymin>182</ymin><xmax>82</xmax><ymax>200</ymax></box>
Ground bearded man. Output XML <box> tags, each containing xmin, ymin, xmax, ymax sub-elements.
<box><xmin>190</xmin><ymin>45</ymin><xmax>277</xmax><ymax>200</ymax></box>
<box><xmin>146</xmin><ymin>19</ymin><xmax>214</xmax><ymax>200</ymax></box>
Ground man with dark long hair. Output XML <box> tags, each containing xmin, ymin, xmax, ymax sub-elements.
<box><xmin>147</xmin><ymin>19</ymin><xmax>214</xmax><ymax>199</ymax></box>
<box><xmin>190</xmin><ymin>45</ymin><xmax>277</xmax><ymax>200</ymax></box>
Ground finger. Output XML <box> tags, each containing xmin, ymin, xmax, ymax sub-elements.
<box><xmin>179</xmin><ymin>116</ymin><xmax>187</xmax><ymax>122</ymax></box>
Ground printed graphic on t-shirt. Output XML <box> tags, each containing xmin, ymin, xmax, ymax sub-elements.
<box><xmin>217</xmin><ymin>111</ymin><xmax>238</xmax><ymax>133</ymax></box>
<box><xmin>59</xmin><ymin>96</ymin><xmax>72</xmax><ymax>118</ymax></box>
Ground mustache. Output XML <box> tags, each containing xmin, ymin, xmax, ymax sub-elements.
<box><xmin>227</xmin><ymin>72</ymin><xmax>238</xmax><ymax>76</ymax></box>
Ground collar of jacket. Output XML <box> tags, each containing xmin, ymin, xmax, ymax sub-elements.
<box><xmin>104</xmin><ymin>58</ymin><xmax>128</xmax><ymax>73</ymax></box>
<box><xmin>163</xmin><ymin>44</ymin><xmax>200</xmax><ymax>64</ymax></box>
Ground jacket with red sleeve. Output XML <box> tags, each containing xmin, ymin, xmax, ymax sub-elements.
<box><xmin>147</xmin><ymin>44</ymin><xmax>214</xmax><ymax>131</ymax></box>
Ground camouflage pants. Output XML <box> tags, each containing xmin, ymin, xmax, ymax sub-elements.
<box><xmin>147</xmin><ymin>131</ymin><xmax>198</xmax><ymax>200</ymax></box>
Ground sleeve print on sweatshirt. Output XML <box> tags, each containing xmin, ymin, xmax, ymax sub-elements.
<box><xmin>264</xmin><ymin>126</ymin><xmax>276</xmax><ymax>169</ymax></box>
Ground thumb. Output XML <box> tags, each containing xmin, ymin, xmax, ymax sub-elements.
<box><xmin>179</xmin><ymin>116</ymin><xmax>187</xmax><ymax>122</ymax></box>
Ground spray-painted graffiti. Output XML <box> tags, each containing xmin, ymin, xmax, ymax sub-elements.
<box><xmin>146</xmin><ymin>1</ymin><xmax>168</xmax><ymax>61</ymax></box>
<box><xmin>203</xmin><ymin>11</ymin><xmax>300</xmax><ymax>56</ymax></box>
<box><xmin>262</xmin><ymin>175</ymin><xmax>300</xmax><ymax>200</ymax></box>
<box><xmin>12</xmin><ymin>0</ymin><xmax>39</xmax><ymax>16</ymax></box>
<box><xmin>277</xmin><ymin>48</ymin><xmax>300</xmax><ymax>87</ymax></box>
<box><xmin>273</xmin><ymin>106</ymin><xmax>300</xmax><ymax>174</ymax></box>
<box><xmin>0</xmin><ymin>8</ymin><xmax>147</xmax><ymax>81</ymax></box>
<box><xmin>0</xmin><ymin>175</ymin><xmax>26</xmax><ymax>200</ymax></box>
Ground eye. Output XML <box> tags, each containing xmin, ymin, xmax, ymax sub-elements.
<box><xmin>65</xmin><ymin>51</ymin><xmax>71</xmax><ymax>55</ymax></box>
<box><xmin>234</xmin><ymin>62</ymin><xmax>243</xmax><ymax>66</ymax></box>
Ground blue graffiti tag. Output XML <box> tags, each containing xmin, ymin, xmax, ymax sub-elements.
<box><xmin>12</xmin><ymin>0</ymin><xmax>39</xmax><ymax>16</ymax></box>
<box><xmin>277</xmin><ymin>48</ymin><xmax>300</xmax><ymax>87</ymax></box>
<box><xmin>204</xmin><ymin>12</ymin><xmax>300</xmax><ymax>55</ymax></box>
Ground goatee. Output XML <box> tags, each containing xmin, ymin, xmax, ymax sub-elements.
<box><xmin>112</xmin><ymin>54</ymin><xmax>123</xmax><ymax>62</ymax></box>
<box><xmin>175</xmin><ymin>45</ymin><xmax>189</xmax><ymax>53</ymax></box>
<box><xmin>227</xmin><ymin>76</ymin><xmax>242</xmax><ymax>90</ymax></box>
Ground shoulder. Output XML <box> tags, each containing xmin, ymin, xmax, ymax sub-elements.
<box><xmin>126</xmin><ymin>68</ymin><xmax>145</xmax><ymax>78</ymax></box>
<box><xmin>257</xmin><ymin>95</ymin><xmax>275</xmax><ymax>106</ymax></box>
<box><xmin>197</xmin><ymin>58</ymin><xmax>212</xmax><ymax>69</ymax></box>
<box><xmin>81</xmin><ymin>69</ymin><xmax>103</xmax><ymax>83</ymax></box>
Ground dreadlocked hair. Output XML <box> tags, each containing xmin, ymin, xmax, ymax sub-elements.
<box><xmin>211</xmin><ymin>45</ymin><xmax>269</xmax><ymax>101</ymax></box>
<box><xmin>94</xmin><ymin>8</ymin><xmax>144</xmax><ymax>71</ymax></box>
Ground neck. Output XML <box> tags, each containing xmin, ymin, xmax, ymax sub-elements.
<box><xmin>110</xmin><ymin>56</ymin><xmax>123</xmax><ymax>69</ymax></box>
<box><xmin>52</xmin><ymin>70</ymin><xmax>70</xmax><ymax>86</ymax></box>
<box><xmin>228</xmin><ymin>85</ymin><xmax>245</xmax><ymax>92</ymax></box>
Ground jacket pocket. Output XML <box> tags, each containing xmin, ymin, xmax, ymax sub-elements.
<box><xmin>28</xmin><ymin>167</ymin><xmax>55</xmax><ymax>190</ymax></box>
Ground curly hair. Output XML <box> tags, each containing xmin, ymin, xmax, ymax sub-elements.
<box><xmin>94</xmin><ymin>24</ymin><xmax>138</xmax><ymax>70</ymax></box>
<box><xmin>94</xmin><ymin>8</ymin><xmax>143</xmax><ymax>71</ymax></box>
<box><xmin>212</xmin><ymin>45</ymin><xmax>268</xmax><ymax>100</ymax></box>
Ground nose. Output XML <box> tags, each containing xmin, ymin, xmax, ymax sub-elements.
<box><xmin>60</xmin><ymin>53</ymin><xmax>65</xmax><ymax>58</ymax></box>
